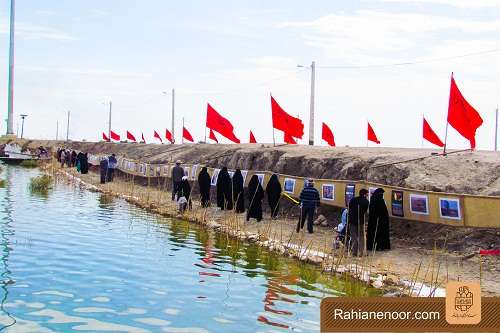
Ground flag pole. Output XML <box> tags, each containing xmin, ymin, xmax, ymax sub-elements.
<box><xmin>271</xmin><ymin>93</ymin><xmax>275</xmax><ymax>146</ymax></box>
<box><xmin>182</xmin><ymin>117</ymin><xmax>184</xmax><ymax>144</ymax></box>
<box><xmin>421</xmin><ymin>114</ymin><xmax>424</xmax><ymax>148</ymax></box>
<box><xmin>443</xmin><ymin>72</ymin><xmax>453</xmax><ymax>155</ymax></box>
<box><xmin>204</xmin><ymin>106</ymin><xmax>207</xmax><ymax>143</ymax></box>
<box><xmin>495</xmin><ymin>107</ymin><xmax>498</xmax><ymax>152</ymax></box>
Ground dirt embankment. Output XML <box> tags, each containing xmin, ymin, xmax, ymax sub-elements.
<box><xmin>10</xmin><ymin>138</ymin><xmax>500</xmax><ymax>196</ymax></box>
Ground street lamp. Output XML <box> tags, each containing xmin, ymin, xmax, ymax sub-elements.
<box><xmin>297</xmin><ymin>61</ymin><xmax>316</xmax><ymax>145</ymax></box>
<box><xmin>19</xmin><ymin>114</ymin><xmax>27</xmax><ymax>138</ymax></box>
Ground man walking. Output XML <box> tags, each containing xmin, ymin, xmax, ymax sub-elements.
<box><xmin>171</xmin><ymin>160</ymin><xmax>184</xmax><ymax>200</ymax></box>
<box><xmin>348</xmin><ymin>188</ymin><xmax>369</xmax><ymax>256</ymax></box>
<box><xmin>297</xmin><ymin>179</ymin><xmax>320</xmax><ymax>234</ymax></box>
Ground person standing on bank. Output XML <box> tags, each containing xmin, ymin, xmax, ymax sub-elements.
<box><xmin>216</xmin><ymin>167</ymin><xmax>233</xmax><ymax>210</ymax></box>
<box><xmin>232</xmin><ymin>169</ymin><xmax>245</xmax><ymax>213</ymax></box>
<box><xmin>348</xmin><ymin>188</ymin><xmax>369</xmax><ymax>256</ymax></box>
<box><xmin>107</xmin><ymin>154</ymin><xmax>118</xmax><ymax>182</ymax></box>
<box><xmin>297</xmin><ymin>179</ymin><xmax>320</xmax><ymax>234</ymax></box>
<box><xmin>171</xmin><ymin>160</ymin><xmax>184</xmax><ymax>200</ymax></box>
<box><xmin>367</xmin><ymin>188</ymin><xmax>391</xmax><ymax>251</ymax></box>
<box><xmin>197</xmin><ymin>167</ymin><xmax>211</xmax><ymax>207</ymax></box>
<box><xmin>246</xmin><ymin>175</ymin><xmax>264</xmax><ymax>222</ymax></box>
<box><xmin>99</xmin><ymin>157</ymin><xmax>108</xmax><ymax>184</ymax></box>
<box><xmin>265</xmin><ymin>174</ymin><xmax>282</xmax><ymax>219</ymax></box>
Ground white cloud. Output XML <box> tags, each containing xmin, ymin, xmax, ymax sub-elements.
<box><xmin>0</xmin><ymin>19</ymin><xmax>75</xmax><ymax>41</ymax></box>
<box><xmin>379</xmin><ymin>0</ymin><xmax>500</xmax><ymax>9</ymax></box>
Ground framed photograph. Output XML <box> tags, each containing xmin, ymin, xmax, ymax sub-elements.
<box><xmin>391</xmin><ymin>190</ymin><xmax>404</xmax><ymax>217</ymax></box>
<box><xmin>156</xmin><ymin>166</ymin><xmax>161</xmax><ymax>177</ymax></box>
<box><xmin>142</xmin><ymin>164</ymin><xmax>147</xmax><ymax>176</ymax></box>
<box><xmin>255</xmin><ymin>173</ymin><xmax>265</xmax><ymax>186</ymax></box>
<box><xmin>322</xmin><ymin>183</ymin><xmax>335</xmax><ymax>201</ymax></box>
<box><xmin>191</xmin><ymin>164</ymin><xmax>199</xmax><ymax>180</ymax></box>
<box><xmin>149</xmin><ymin>165</ymin><xmax>155</xmax><ymax>177</ymax></box>
<box><xmin>211</xmin><ymin>169</ymin><xmax>220</xmax><ymax>186</ymax></box>
<box><xmin>439</xmin><ymin>198</ymin><xmax>461</xmax><ymax>220</ymax></box>
<box><xmin>410</xmin><ymin>194</ymin><xmax>429</xmax><ymax>215</ymax></box>
<box><xmin>345</xmin><ymin>184</ymin><xmax>356</xmax><ymax>207</ymax></box>
<box><xmin>183</xmin><ymin>166</ymin><xmax>191</xmax><ymax>177</ymax></box>
<box><xmin>368</xmin><ymin>187</ymin><xmax>377</xmax><ymax>201</ymax></box>
<box><xmin>228</xmin><ymin>170</ymin><xmax>235</xmax><ymax>179</ymax></box>
<box><xmin>283</xmin><ymin>178</ymin><xmax>296</xmax><ymax>194</ymax></box>
<box><xmin>163</xmin><ymin>165</ymin><xmax>169</xmax><ymax>176</ymax></box>
<box><xmin>241</xmin><ymin>170</ymin><xmax>248</xmax><ymax>185</ymax></box>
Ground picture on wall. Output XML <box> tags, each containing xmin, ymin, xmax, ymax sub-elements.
<box><xmin>344</xmin><ymin>184</ymin><xmax>356</xmax><ymax>207</ymax></box>
<box><xmin>283</xmin><ymin>178</ymin><xmax>296</xmax><ymax>194</ymax></box>
<box><xmin>368</xmin><ymin>187</ymin><xmax>377</xmax><ymax>201</ymax></box>
<box><xmin>191</xmin><ymin>164</ymin><xmax>199</xmax><ymax>180</ymax></box>
<box><xmin>439</xmin><ymin>198</ymin><xmax>461</xmax><ymax>220</ymax></box>
<box><xmin>211</xmin><ymin>169</ymin><xmax>220</xmax><ymax>186</ymax></box>
<box><xmin>163</xmin><ymin>165</ymin><xmax>169</xmax><ymax>176</ymax></box>
<box><xmin>322</xmin><ymin>184</ymin><xmax>335</xmax><ymax>201</ymax></box>
<box><xmin>183</xmin><ymin>166</ymin><xmax>191</xmax><ymax>177</ymax></box>
<box><xmin>241</xmin><ymin>170</ymin><xmax>248</xmax><ymax>184</ymax></box>
<box><xmin>391</xmin><ymin>190</ymin><xmax>404</xmax><ymax>217</ymax></box>
<box><xmin>228</xmin><ymin>170</ymin><xmax>235</xmax><ymax>179</ymax></box>
<box><xmin>256</xmin><ymin>173</ymin><xmax>265</xmax><ymax>186</ymax></box>
<box><xmin>410</xmin><ymin>194</ymin><xmax>429</xmax><ymax>215</ymax></box>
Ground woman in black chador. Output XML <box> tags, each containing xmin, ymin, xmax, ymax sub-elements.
<box><xmin>246</xmin><ymin>175</ymin><xmax>264</xmax><ymax>222</ymax></box>
<box><xmin>80</xmin><ymin>153</ymin><xmax>89</xmax><ymax>174</ymax></box>
<box><xmin>367</xmin><ymin>188</ymin><xmax>391</xmax><ymax>251</ymax></box>
<box><xmin>216</xmin><ymin>167</ymin><xmax>233</xmax><ymax>210</ymax></box>
<box><xmin>232</xmin><ymin>169</ymin><xmax>245</xmax><ymax>213</ymax></box>
<box><xmin>265</xmin><ymin>174</ymin><xmax>282</xmax><ymax>218</ymax></box>
<box><xmin>197</xmin><ymin>167</ymin><xmax>211</xmax><ymax>207</ymax></box>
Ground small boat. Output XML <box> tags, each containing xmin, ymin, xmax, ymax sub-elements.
<box><xmin>0</xmin><ymin>142</ymin><xmax>49</xmax><ymax>165</ymax></box>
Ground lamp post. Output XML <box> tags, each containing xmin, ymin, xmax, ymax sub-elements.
<box><xmin>19</xmin><ymin>114</ymin><xmax>27</xmax><ymax>138</ymax></box>
<box><xmin>298</xmin><ymin>61</ymin><xmax>316</xmax><ymax>145</ymax></box>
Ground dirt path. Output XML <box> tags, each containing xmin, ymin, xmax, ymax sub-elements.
<box><xmin>54</xmin><ymin>165</ymin><xmax>499</xmax><ymax>296</ymax></box>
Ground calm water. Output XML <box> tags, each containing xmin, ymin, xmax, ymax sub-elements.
<box><xmin>0</xmin><ymin>166</ymin><xmax>376</xmax><ymax>333</ymax></box>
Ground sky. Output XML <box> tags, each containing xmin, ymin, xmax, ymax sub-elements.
<box><xmin>0</xmin><ymin>0</ymin><xmax>499</xmax><ymax>150</ymax></box>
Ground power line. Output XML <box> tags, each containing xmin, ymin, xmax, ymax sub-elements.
<box><xmin>318</xmin><ymin>47</ymin><xmax>500</xmax><ymax>69</ymax></box>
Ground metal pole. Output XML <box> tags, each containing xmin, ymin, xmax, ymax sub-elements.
<box><xmin>171</xmin><ymin>89</ymin><xmax>175</xmax><ymax>144</ymax></box>
<box><xmin>182</xmin><ymin>117</ymin><xmax>184</xmax><ymax>144</ymax></box>
<box><xmin>56</xmin><ymin>120</ymin><xmax>59</xmax><ymax>140</ymax></box>
<box><xmin>308</xmin><ymin>61</ymin><xmax>315</xmax><ymax>146</ymax></box>
<box><xmin>66</xmin><ymin>111</ymin><xmax>70</xmax><ymax>141</ymax></box>
<box><xmin>495</xmin><ymin>108</ymin><xmax>498</xmax><ymax>151</ymax></box>
<box><xmin>20</xmin><ymin>116</ymin><xmax>24</xmax><ymax>138</ymax></box>
<box><xmin>16</xmin><ymin>122</ymin><xmax>18</xmax><ymax>137</ymax></box>
<box><xmin>108</xmin><ymin>101</ymin><xmax>112</xmax><ymax>141</ymax></box>
<box><xmin>443</xmin><ymin>122</ymin><xmax>449</xmax><ymax>154</ymax></box>
<box><xmin>6</xmin><ymin>0</ymin><xmax>15</xmax><ymax>135</ymax></box>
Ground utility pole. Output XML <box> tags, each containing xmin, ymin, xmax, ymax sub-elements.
<box><xmin>56</xmin><ymin>120</ymin><xmax>59</xmax><ymax>140</ymax></box>
<box><xmin>495</xmin><ymin>108</ymin><xmax>498</xmax><ymax>152</ymax></box>
<box><xmin>6</xmin><ymin>0</ymin><xmax>15</xmax><ymax>135</ymax></box>
<box><xmin>108</xmin><ymin>101</ymin><xmax>112</xmax><ymax>141</ymax></box>
<box><xmin>20</xmin><ymin>114</ymin><xmax>26</xmax><ymax>138</ymax></box>
<box><xmin>66</xmin><ymin>111</ymin><xmax>70</xmax><ymax>141</ymax></box>
<box><xmin>308</xmin><ymin>61</ymin><xmax>315</xmax><ymax>146</ymax></box>
<box><xmin>171</xmin><ymin>89</ymin><xmax>175</xmax><ymax>144</ymax></box>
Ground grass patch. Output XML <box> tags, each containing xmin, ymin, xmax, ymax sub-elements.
<box><xmin>29</xmin><ymin>174</ymin><xmax>53</xmax><ymax>192</ymax></box>
<box><xmin>0</xmin><ymin>179</ymin><xmax>5</xmax><ymax>188</ymax></box>
<box><xmin>20</xmin><ymin>160</ymin><xmax>39</xmax><ymax>168</ymax></box>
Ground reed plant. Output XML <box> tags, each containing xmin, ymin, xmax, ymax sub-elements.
<box><xmin>29</xmin><ymin>174</ymin><xmax>53</xmax><ymax>192</ymax></box>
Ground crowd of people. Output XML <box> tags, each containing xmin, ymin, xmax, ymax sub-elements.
<box><xmin>171</xmin><ymin>161</ymin><xmax>391</xmax><ymax>256</ymax></box>
<box><xmin>56</xmin><ymin>148</ymin><xmax>89</xmax><ymax>174</ymax></box>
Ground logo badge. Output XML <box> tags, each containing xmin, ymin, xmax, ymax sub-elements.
<box><xmin>446</xmin><ymin>281</ymin><xmax>481</xmax><ymax>325</ymax></box>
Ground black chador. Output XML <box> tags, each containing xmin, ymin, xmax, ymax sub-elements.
<box><xmin>80</xmin><ymin>153</ymin><xmax>89</xmax><ymax>174</ymax></box>
<box><xmin>99</xmin><ymin>158</ymin><xmax>108</xmax><ymax>184</ymax></box>
<box><xmin>232</xmin><ymin>169</ymin><xmax>245</xmax><ymax>213</ymax></box>
<box><xmin>216</xmin><ymin>167</ymin><xmax>233</xmax><ymax>210</ymax></box>
<box><xmin>246</xmin><ymin>175</ymin><xmax>264</xmax><ymax>222</ymax></box>
<box><xmin>197</xmin><ymin>167</ymin><xmax>211</xmax><ymax>207</ymax></box>
<box><xmin>265</xmin><ymin>174</ymin><xmax>282</xmax><ymax>218</ymax></box>
<box><xmin>367</xmin><ymin>188</ymin><xmax>391</xmax><ymax>251</ymax></box>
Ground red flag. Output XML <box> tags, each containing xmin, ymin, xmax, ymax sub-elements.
<box><xmin>367</xmin><ymin>122</ymin><xmax>380</xmax><ymax>144</ymax></box>
<box><xmin>321</xmin><ymin>122</ymin><xmax>336</xmax><ymax>147</ymax></box>
<box><xmin>153</xmin><ymin>130</ymin><xmax>163</xmax><ymax>143</ymax></box>
<box><xmin>183</xmin><ymin>127</ymin><xmax>194</xmax><ymax>142</ymax></box>
<box><xmin>209</xmin><ymin>129</ymin><xmax>218</xmax><ymax>143</ymax></box>
<box><xmin>249</xmin><ymin>130</ymin><xmax>257</xmax><ymax>143</ymax></box>
<box><xmin>206</xmin><ymin>103</ymin><xmax>240</xmax><ymax>143</ymax></box>
<box><xmin>284</xmin><ymin>132</ymin><xmax>297</xmax><ymax>144</ymax></box>
<box><xmin>423</xmin><ymin>117</ymin><xmax>444</xmax><ymax>147</ymax></box>
<box><xmin>141</xmin><ymin>133</ymin><xmax>146</xmax><ymax>143</ymax></box>
<box><xmin>271</xmin><ymin>96</ymin><xmax>304</xmax><ymax>138</ymax></box>
<box><xmin>102</xmin><ymin>132</ymin><xmax>110</xmax><ymax>141</ymax></box>
<box><xmin>447</xmin><ymin>75</ymin><xmax>483</xmax><ymax>149</ymax></box>
<box><xmin>126</xmin><ymin>130</ymin><xmax>136</xmax><ymax>142</ymax></box>
<box><xmin>165</xmin><ymin>129</ymin><xmax>174</xmax><ymax>143</ymax></box>
<box><xmin>110</xmin><ymin>130</ymin><xmax>120</xmax><ymax>142</ymax></box>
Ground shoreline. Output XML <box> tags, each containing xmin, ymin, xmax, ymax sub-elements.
<box><xmin>44</xmin><ymin>162</ymin><xmax>499</xmax><ymax>297</ymax></box>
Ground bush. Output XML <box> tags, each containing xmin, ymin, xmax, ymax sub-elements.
<box><xmin>29</xmin><ymin>174</ymin><xmax>53</xmax><ymax>192</ymax></box>
<box><xmin>20</xmin><ymin>160</ymin><xmax>39</xmax><ymax>168</ymax></box>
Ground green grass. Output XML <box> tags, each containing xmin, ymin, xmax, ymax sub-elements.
<box><xmin>29</xmin><ymin>174</ymin><xmax>53</xmax><ymax>192</ymax></box>
<box><xmin>20</xmin><ymin>160</ymin><xmax>39</xmax><ymax>168</ymax></box>
<box><xmin>0</xmin><ymin>179</ymin><xmax>5</xmax><ymax>188</ymax></box>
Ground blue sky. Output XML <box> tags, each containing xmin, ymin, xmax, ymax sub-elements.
<box><xmin>0</xmin><ymin>0</ymin><xmax>499</xmax><ymax>149</ymax></box>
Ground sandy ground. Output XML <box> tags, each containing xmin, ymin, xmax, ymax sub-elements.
<box><xmin>52</xmin><ymin>164</ymin><xmax>499</xmax><ymax>296</ymax></box>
